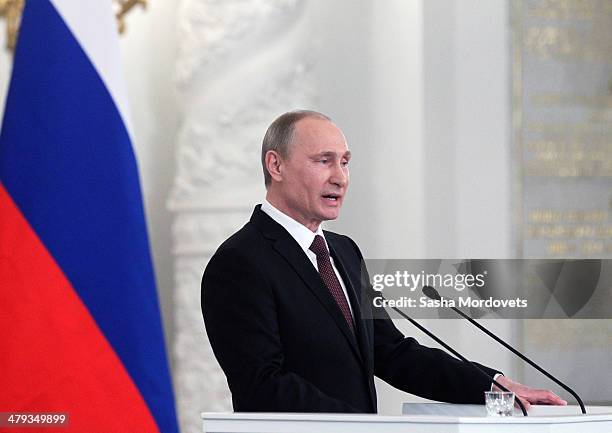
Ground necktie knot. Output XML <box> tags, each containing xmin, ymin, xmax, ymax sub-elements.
<box><xmin>309</xmin><ymin>235</ymin><xmax>329</xmax><ymax>259</ymax></box>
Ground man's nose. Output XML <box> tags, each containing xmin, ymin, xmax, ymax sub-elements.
<box><xmin>330</xmin><ymin>163</ymin><xmax>348</xmax><ymax>187</ymax></box>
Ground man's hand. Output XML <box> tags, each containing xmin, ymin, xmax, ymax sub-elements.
<box><xmin>495</xmin><ymin>376</ymin><xmax>567</xmax><ymax>410</ymax></box>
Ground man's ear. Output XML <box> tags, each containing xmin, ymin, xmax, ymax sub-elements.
<box><xmin>265</xmin><ymin>150</ymin><xmax>283</xmax><ymax>182</ymax></box>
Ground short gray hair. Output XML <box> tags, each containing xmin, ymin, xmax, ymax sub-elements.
<box><xmin>261</xmin><ymin>110</ymin><xmax>332</xmax><ymax>187</ymax></box>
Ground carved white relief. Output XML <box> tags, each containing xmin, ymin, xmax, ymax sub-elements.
<box><xmin>173</xmin><ymin>256</ymin><xmax>231</xmax><ymax>414</ymax></box>
<box><xmin>170</xmin><ymin>0</ymin><xmax>317</xmax><ymax>432</ymax></box>
<box><xmin>172</xmin><ymin>212</ymin><xmax>249</xmax><ymax>255</ymax></box>
<box><xmin>175</xmin><ymin>0</ymin><xmax>303</xmax><ymax>89</ymax></box>
<box><xmin>169</xmin><ymin>61</ymin><xmax>315</xmax><ymax>207</ymax></box>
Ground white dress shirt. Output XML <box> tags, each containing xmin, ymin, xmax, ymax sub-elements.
<box><xmin>260</xmin><ymin>199</ymin><xmax>354</xmax><ymax>317</ymax></box>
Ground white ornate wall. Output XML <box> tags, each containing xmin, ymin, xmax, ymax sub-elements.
<box><xmin>169</xmin><ymin>1</ymin><xmax>317</xmax><ymax>431</ymax></box>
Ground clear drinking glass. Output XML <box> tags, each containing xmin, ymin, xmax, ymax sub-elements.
<box><xmin>484</xmin><ymin>391</ymin><xmax>515</xmax><ymax>417</ymax></box>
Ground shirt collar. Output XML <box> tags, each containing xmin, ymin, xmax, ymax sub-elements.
<box><xmin>261</xmin><ymin>199</ymin><xmax>327</xmax><ymax>253</ymax></box>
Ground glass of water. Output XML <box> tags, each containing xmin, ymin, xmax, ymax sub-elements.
<box><xmin>485</xmin><ymin>391</ymin><xmax>516</xmax><ymax>417</ymax></box>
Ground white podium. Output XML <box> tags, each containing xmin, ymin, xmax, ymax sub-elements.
<box><xmin>202</xmin><ymin>405</ymin><xmax>612</xmax><ymax>433</ymax></box>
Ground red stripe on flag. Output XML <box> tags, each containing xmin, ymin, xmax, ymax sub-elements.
<box><xmin>0</xmin><ymin>184</ymin><xmax>159</xmax><ymax>433</ymax></box>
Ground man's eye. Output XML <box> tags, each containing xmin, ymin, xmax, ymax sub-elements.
<box><xmin>319</xmin><ymin>159</ymin><xmax>329</xmax><ymax>164</ymax></box>
<box><xmin>342</xmin><ymin>160</ymin><xmax>349</xmax><ymax>167</ymax></box>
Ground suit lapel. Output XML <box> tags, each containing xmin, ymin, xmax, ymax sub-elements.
<box><xmin>251</xmin><ymin>206</ymin><xmax>363</xmax><ymax>364</ymax></box>
<box><xmin>272</xmin><ymin>236</ymin><xmax>364</xmax><ymax>364</ymax></box>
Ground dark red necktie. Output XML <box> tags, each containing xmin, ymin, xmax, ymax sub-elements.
<box><xmin>309</xmin><ymin>235</ymin><xmax>355</xmax><ymax>333</ymax></box>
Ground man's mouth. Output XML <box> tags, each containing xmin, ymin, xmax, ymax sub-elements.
<box><xmin>322</xmin><ymin>193</ymin><xmax>341</xmax><ymax>202</ymax></box>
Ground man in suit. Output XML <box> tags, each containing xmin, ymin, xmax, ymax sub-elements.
<box><xmin>202</xmin><ymin>110</ymin><xmax>566</xmax><ymax>412</ymax></box>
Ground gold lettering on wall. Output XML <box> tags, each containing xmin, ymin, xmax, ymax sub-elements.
<box><xmin>523</xmin><ymin>0</ymin><xmax>612</xmax><ymax>62</ymax></box>
<box><xmin>526</xmin><ymin>207</ymin><xmax>612</xmax><ymax>256</ymax></box>
<box><xmin>527</xmin><ymin>0</ymin><xmax>612</xmax><ymax>20</ymax></box>
<box><xmin>513</xmin><ymin>0</ymin><xmax>612</xmax><ymax>406</ymax></box>
<box><xmin>526</xmin><ymin>122</ymin><xmax>612</xmax><ymax>176</ymax></box>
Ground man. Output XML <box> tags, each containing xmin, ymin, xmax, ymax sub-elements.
<box><xmin>202</xmin><ymin>110</ymin><xmax>565</xmax><ymax>412</ymax></box>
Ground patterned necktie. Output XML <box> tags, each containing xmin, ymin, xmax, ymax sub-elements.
<box><xmin>309</xmin><ymin>235</ymin><xmax>355</xmax><ymax>333</ymax></box>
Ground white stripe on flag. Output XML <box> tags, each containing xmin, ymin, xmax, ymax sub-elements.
<box><xmin>49</xmin><ymin>0</ymin><xmax>134</xmax><ymax>140</ymax></box>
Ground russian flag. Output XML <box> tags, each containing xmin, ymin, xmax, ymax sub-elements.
<box><xmin>0</xmin><ymin>1</ymin><xmax>179</xmax><ymax>432</ymax></box>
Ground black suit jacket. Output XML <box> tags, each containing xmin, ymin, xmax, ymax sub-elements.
<box><xmin>202</xmin><ymin>205</ymin><xmax>499</xmax><ymax>412</ymax></box>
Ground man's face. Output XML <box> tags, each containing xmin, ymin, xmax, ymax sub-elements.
<box><xmin>275</xmin><ymin>117</ymin><xmax>350</xmax><ymax>231</ymax></box>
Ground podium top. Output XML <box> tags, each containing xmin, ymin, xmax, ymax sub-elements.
<box><xmin>202</xmin><ymin>406</ymin><xmax>612</xmax><ymax>433</ymax></box>
<box><xmin>402</xmin><ymin>402</ymin><xmax>612</xmax><ymax>417</ymax></box>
